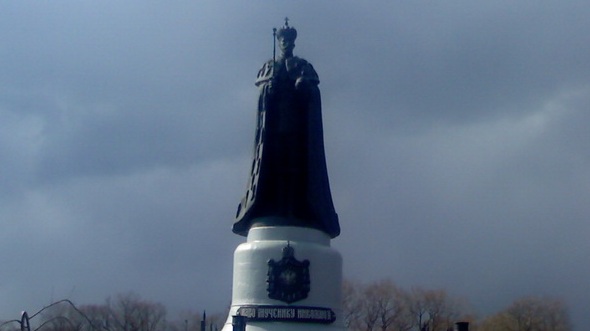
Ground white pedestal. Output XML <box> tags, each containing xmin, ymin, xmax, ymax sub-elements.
<box><xmin>221</xmin><ymin>225</ymin><xmax>345</xmax><ymax>331</ymax></box>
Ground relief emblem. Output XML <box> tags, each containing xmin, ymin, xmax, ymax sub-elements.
<box><xmin>267</xmin><ymin>244</ymin><xmax>310</xmax><ymax>304</ymax></box>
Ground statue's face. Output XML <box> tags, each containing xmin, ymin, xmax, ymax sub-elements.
<box><xmin>279</xmin><ymin>37</ymin><xmax>295</xmax><ymax>56</ymax></box>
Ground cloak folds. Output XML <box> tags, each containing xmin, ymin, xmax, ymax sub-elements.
<box><xmin>233</xmin><ymin>56</ymin><xmax>340</xmax><ymax>238</ymax></box>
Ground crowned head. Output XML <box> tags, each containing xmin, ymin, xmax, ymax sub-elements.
<box><xmin>276</xmin><ymin>18</ymin><xmax>297</xmax><ymax>42</ymax></box>
<box><xmin>276</xmin><ymin>18</ymin><xmax>297</xmax><ymax>57</ymax></box>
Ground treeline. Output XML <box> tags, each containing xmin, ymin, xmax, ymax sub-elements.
<box><xmin>0</xmin><ymin>293</ymin><xmax>225</xmax><ymax>331</ymax></box>
<box><xmin>342</xmin><ymin>279</ymin><xmax>571</xmax><ymax>331</ymax></box>
<box><xmin>0</xmin><ymin>279</ymin><xmax>571</xmax><ymax>331</ymax></box>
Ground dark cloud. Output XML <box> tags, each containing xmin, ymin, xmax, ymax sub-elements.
<box><xmin>1</xmin><ymin>1</ymin><xmax>590</xmax><ymax>330</ymax></box>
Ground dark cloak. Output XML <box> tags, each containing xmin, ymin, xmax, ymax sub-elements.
<box><xmin>233</xmin><ymin>56</ymin><xmax>340</xmax><ymax>238</ymax></box>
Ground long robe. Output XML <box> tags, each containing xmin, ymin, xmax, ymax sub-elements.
<box><xmin>233</xmin><ymin>55</ymin><xmax>340</xmax><ymax>238</ymax></box>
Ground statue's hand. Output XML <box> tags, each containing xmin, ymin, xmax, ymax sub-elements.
<box><xmin>295</xmin><ymin>77</ymin><xmax>305</xmax><ymax>90</ymax></box>
<box><xmin>265</xmin><ymin>80</ymin><xmax>274</xmax><ymax>94</ymax></box>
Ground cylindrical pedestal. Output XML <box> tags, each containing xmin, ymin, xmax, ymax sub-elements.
<box><xmin>222</xmin><ymin>225</ymin><xmax>344</xmax><ymax>331</ymax></box>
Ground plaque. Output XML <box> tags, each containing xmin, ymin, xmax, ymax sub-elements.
<box><xmin>237</xmin><ymin>305</ymin><xmax>336</xmax><ymax>324</ymax></box>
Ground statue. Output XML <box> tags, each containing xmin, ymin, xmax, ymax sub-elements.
<box><xmin>233</xmin><ymin>19</ymin><xmax>340</xmax><ymax>238</ymax></box>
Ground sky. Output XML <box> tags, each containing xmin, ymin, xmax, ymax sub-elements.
<box><xmin>1</xmin><ymin>0</ymin><xmax>589</xmax><ymax>329</ymax></box>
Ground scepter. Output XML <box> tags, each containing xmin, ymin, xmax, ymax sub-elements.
<box><xmin>272</xmin><ymin>27</ymin><xmax>277</xmax><ymax>82</ymax></box>
<box><xmin>273</xmin><ymin>27</ymin><xmax>277</xmax><ymax>64</ymax></box>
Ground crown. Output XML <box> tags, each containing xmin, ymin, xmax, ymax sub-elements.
<box><xmin>282</xmin><ymin>242</ymin><xmax>294</xmax><ymax>257</ymax></box>
<box><xmin>276</xmin><ymin>17</ymin><xmax>297</xmax><ymax>41</ymax></box>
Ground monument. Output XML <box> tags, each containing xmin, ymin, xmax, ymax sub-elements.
<box><xmin>222</xmin><ymin>19</ymin><xmax>344</xmax><ymax>331</ymax></box>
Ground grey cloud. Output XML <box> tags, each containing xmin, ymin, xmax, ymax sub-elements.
<box><xmin>2</xmin><ymin>1</ymin><xmax>590</xmax><ymax>330</ymax></box>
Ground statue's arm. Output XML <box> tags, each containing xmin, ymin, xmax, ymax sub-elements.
<box><xmin>295</xmin><ymin>60</ymin><xmax>319</xmax><ymax>90</ymax></box>
<box><xmin>255</xmin><ymin>61</ymin><xmax>274</xmax><ymax>86</ymax></box>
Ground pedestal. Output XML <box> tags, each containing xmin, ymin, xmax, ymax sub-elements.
<box><xmin>222</xmin><ymin>224</ymin><xmax>344</xmax><ymax>331</ymax></box>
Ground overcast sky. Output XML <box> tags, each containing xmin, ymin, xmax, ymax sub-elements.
<box><xmin>1</xmin><ymin>1</ymin><xmax>589</xmax><ymax>329</ymax></box>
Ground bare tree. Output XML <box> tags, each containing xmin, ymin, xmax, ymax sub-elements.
<box><xmin>348</xmin><ymin>279</ymin><xmax>412</xmax><ymax>331</ymax></box>
<box><xmin>407</xmin><ymin>288</ymin><xmax>427</xmax><ymax>331</ymax></box>
<box><xmin>406</xmin><ymin>287</ymin><xmax>463</xmax><ymax>331</ymax></box>
<box><xmin>78</xmin><ymin>304</ymin><xmax>111</xmax><ymax>330</ymax></box>
<box><xmin>479</xmin><ymin>296</ymin><xmax>571</xmax><ymax>331</ymax></box>
<box><xmin>342</xmin><ymin>279</ymin><xmax>364</xmax><ymax>329</ymax></box>
<box><xmin>359</xmin><ymin>282</ymin><xmax>381</xmax><ymax>331</ymax></box>
<box><xmin>108</xmin><ymin>292</ymin><xmax>167</xmax><ymax>331</ymax></box>
<box><xmin>370</xmin><ymin>280</ymin><xmax>410</xmax><ymax>331</ymax></box>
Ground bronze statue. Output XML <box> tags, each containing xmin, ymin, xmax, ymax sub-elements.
<box><xmin>234</xmin><ymin>19</ymin><xmax>340</xmax><ymax>238</ymax></box>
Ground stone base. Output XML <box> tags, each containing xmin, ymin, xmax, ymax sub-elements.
<box><xmin>221</xmin><ymin>225</ymin><xmax>344</xmax><ymax>331</ymax></box>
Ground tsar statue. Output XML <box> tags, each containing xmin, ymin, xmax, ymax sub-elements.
<box><xmin>234</xmin><ymin>20</ymin><xmax>340</xmax><ymax>238</ymax></box>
